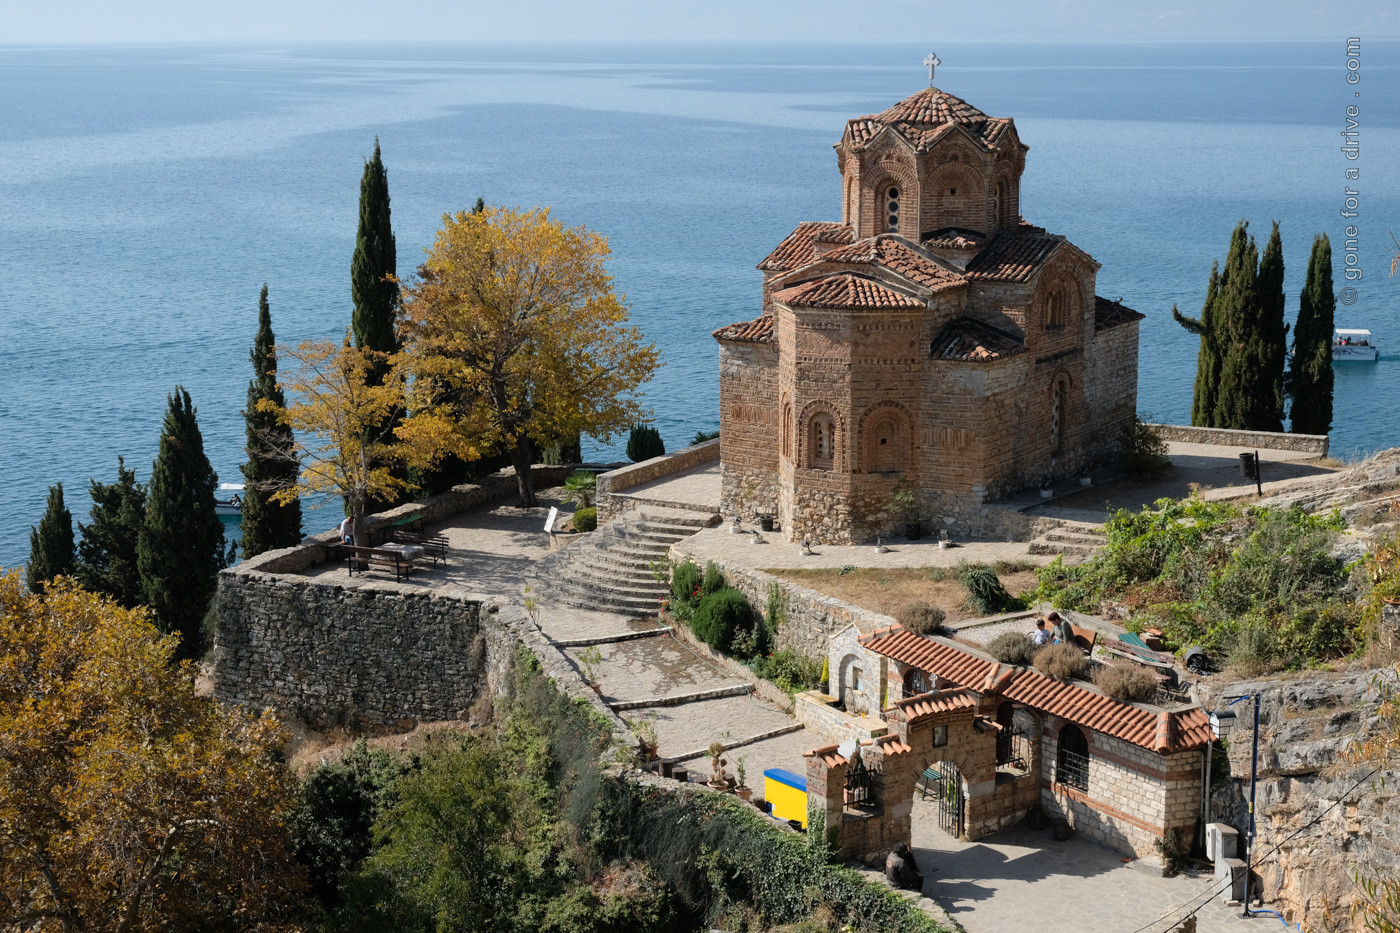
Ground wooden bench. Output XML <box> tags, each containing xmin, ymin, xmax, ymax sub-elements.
<box><xmin>1067</xmin><ymin>623</ymin><xmax>1098</xmax><ymax>654</ymax></box>
<box><xmin>390</xmin><ymin>529</ymin><xmax>448</xmax><ymax>567</ymax></box>
<box><xmin>342</xmin><ymin>544</ymin><xmax>414</xmax><ymax>582</ymax></box>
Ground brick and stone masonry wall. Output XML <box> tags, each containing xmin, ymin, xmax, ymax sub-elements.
<box><xmin>596</xmin><ymin>439</ymin><xmax>721</xmax><ymax>523</ymax></box>
<box><xmin>1041</xmin><ymin>718</ymin><xmax>1203</xmax><ymax>858</ymax></box>
<box><xmin>718</xmin><ymin>340</ymin><xmax>780</xmax><ymax>525</ymax></box>
<box><xmin>1144</xmin><ymin>424</ymin><xmax>1329</xmax><ymax>456</ymax></box>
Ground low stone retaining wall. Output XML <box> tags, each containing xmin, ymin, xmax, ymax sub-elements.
<box><xmin>1144</xmin><ymin>424</ymin><xmax>1329</xmax><ymax>456</ymax></box>
<box><xmin>597</xmin><ymin>439</ymin><xmax>720</xmax><ymax>521</ymax></box>
<box><xmin>794</xmin><ymin>690</ymin><xmax>888</xmax><ymax>743</ymax></box>
<box><xmin>665</xmin><ymin>618</ymin><xmax>795</xmax><ymax>712</ymax></box>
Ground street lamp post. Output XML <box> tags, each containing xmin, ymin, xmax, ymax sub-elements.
<box><xmin>1226</xmin><ymin>691</ymin><xmax>1263</xmax><ymax>918</ymax></box>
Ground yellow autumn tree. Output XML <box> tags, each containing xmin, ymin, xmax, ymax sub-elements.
<box><xmin>399</xmin><ymin>205</ymin><xmax>658</xmax><ymax>507</ymax></box>
<box><xmin>258</xmin><ymin>337</ymin><xmax>411</xmax><ymax>546</ymax></box>
<box><xmin>0</xmin><ymin>571</ymin><xmax>303</xmax><ymax>931</ymax></box>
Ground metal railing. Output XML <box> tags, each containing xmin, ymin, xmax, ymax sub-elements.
<box><xmin>1056</xmin><ymin>748</ymin><xmax>1089</xmax><ymax>790</ymax></box>
<box><xmin>997</xmin><ymin>728</ymin><xmax>1032</xmax><ymax>772</ymax></box>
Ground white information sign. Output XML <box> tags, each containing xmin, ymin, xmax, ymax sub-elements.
<box><xmin>544</xmin><ymin>506</ymin><xmax>559</xmax><ymax>533</ymax></box>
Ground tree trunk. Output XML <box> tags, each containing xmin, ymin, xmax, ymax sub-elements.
<box><xmin>508</xmin><ymin>438</ymin><xmax>537</xmax><ymax>507</ymax></box>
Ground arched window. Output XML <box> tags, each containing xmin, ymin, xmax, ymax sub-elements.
<box><xmin>903</xmin><ymin>668</ymin><xmax>928</xmax><ymax>696</ymax></box>
<box><xmin>808</xmin><ymin>413</ymin><xmax>835</xmax><ymax>470</ymax></box>
<box><xmin>863</xmin><ymin>410</ymin><xmax>907</xmax><ymax>473</ymax></box>
<box><xmin>995</xmin><ymin>179</ymin><xmax>1008</xmax><ymax>228</ymax></box>
<box><xmin>884</xmin><ymin>185</ymin><xmax>900</xmax><ymax>232</ymax></box>
<box><xmin>1056</xmin><ymin>724</ymin><xmax>1089</xmax><ymax>790</ymax></box>
<box><xmin>1045</xmin><ymin>289</ymin><xmax>1066</xmax><ymax>329</ymax></box>
<box><xmin>781</xmin><ymin>400</ymin><xmax>793</xmax><ymax>460</ymax></box>
<box><xmin>1051</xmin><ymin>378</ymin><xmax>1068</xmax><ymax>454</ymax></box>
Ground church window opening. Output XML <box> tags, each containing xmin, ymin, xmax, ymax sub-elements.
<box><xmin>809</xmin><ymin>413</ymin><xmax>835</xmax><ymax>470</ymax></box>
<box><xmin>904</xmin><ymin>668</ymin><xmax>928</xmax><ymax>695</ymax></box>
<box><xmin>885</xmin><ymin>186</ymin><xmax>900</xmax><ymax>232</ymax></box>
<box><xmin>1046</xmin><ymin>290</ymin><xmax>1067</xmax><ymax>329</ymax></box>
<box><xmin>781</xmin><ymin>401</ymin><xmax>793</xmax><ymax>460</ymax></box>
<box><xmin>995</xmin><ymin>180</ymin><xmax>1007</xmax><ymax>226</ymax></box>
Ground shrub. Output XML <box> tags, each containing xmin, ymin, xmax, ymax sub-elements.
<box><xmin>895</xmin><ymin>601</ymin><xmax>946</xmax><ymax>635</ymax></box>
<box><xmin>702</xmin><ymin>560</ymin><xmax>727</xmax><ymax>596</ymax></box>
<box><xmin>1119</xmin><ymin>415</ymin><xmax>1172</xmax><ymax>478</ymax></box>
<box><xmin>961</xmin><ymin>564</ymin><xmax>1019</xmax><ymax>615</ymax></box>
<box><xmin>692</xmin><ymin>430</ymin><xmax>719</xmax><ymax>445</ymax></box>
<box><xmin>1033</xmin><ymin>643</ymin><xmax>1088</xmax><ymax>681</ymax></box>
<box><xmin>562</xmin><ymin>470</ymin><xmax>596</xmax><ymax>508</ymax></box>
<box><xmin>1093</xmin><ymin>662</ymin><xmax>1159</xmax><ymax>702</ymax></box>
<box><xmin>669</xmin><ymin>559</ymin><xmax>702</xmax><ymax>622</ymax></box>
<box><xmin>626</xmin><ymin>425</ymin><xmax>665</xmax><ymax>462</ymax></box>
<box><xmin>987</xmin><ymin>631</ymin><xmax>1036</xmax><ymax>666</ymax></box>
<box><xmin>570</xmin><ymin>507</ymin><xmax>597</xmax><ymax>533</ymax></box>
<box><xmin>751</xmin><ymin>650</ymin><xmax>824</xmax><ymax>696</ymax></box>
<box><xmin>691</xmin><ymin>588</ymin><xmax>753</xmax><ymax>654</ymax></box>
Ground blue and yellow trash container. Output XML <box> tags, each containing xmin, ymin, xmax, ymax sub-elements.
<box><xmin>763</xmin><ymin>768</ymin><xmax>807</xmax><ymax>828</ymax></box>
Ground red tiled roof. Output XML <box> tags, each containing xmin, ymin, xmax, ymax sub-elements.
<box><xmin>712</xmin><ymin>315</ymin><xmax>775</xmax><ymax>343</ymax></box>
<box><xmin>929</xmin><ymin>318</ymin><xmax>1026</xmax><ymax>362</ymax></box>
<box><xmin>860</xmin><ymin>626</ymin><xmax>1211</xmax><ymax>754</ymax></box>
<box><xmin>922</xmin><ymin>227</ymin><xmax>987</xmax><ymax>251</ymax></box>
<box><xmin>965</xmin><ymin>229</ymin><xmax>1065</xmax><ymax>283</ymax></box>
<box><xmin>775</xmin><ymin>273</ymin><xmax>925</xmax><ymax>310</ymax></box>
<box><xmin>875</xmin><ymin>735</ymin><xmax>913</xmax><ymax>757</ymax></box>
<box><xmin>818</xmin><ymin>235</ymin><xmax>965</xmax><ymax>293</ymax></box>
<box><xmin>845</xmin><ymin>88</ymin><xmax>1016</xmax><ymax>153</ymax></box>
<box><xmin>805</xmin><ymin>743</ymin><xmax>847</xmax><ymax>768</ymax></box>
<box><xmin>1094</xmin><ymin>295</ymin><xmax>1146</xmax><ymax>331</ymax></box>
<box><xmin>759</xmin><ymin>221</ymin><xmax>853</xmax><ymax>272</ymax></box>
<box><xmin>894</xmin><ymin>685</ymin><xmax>977</xmax><ymax>721</ymax></box>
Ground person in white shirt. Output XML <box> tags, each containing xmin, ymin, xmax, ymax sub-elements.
<box><xmin>339</xmin><ymin>516</ymin><xmax>353</xmax><ymax>545</ymax></box>
<box><xmin>1032</xmin><ymin>617</ymin><xmax>1052</xmax><ymax>646</ymax></box>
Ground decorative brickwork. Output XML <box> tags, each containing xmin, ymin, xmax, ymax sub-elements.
<box><xmin>715</xmin><ymin>86</ymin><xmax>1143</xmax><ymax>544</ymax></box>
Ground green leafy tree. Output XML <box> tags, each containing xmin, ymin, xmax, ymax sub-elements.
<box><xmin>240</xmin><ymin>284</ymin><xmax>303</xmax><ymax>558</ymax></box>
<box><xmin>137</xmin><ymin>387</ymin><xmax>224</xmax><ymax>657</ymax></box>
<box><xmin>76</xmin><ymin>457</ymin><xmax>146</xmax><ymax>608</ymax></box>
<box><xmin>27</xmin><ymin>483</ymin><xmax>74</xmax><ymax>594</ymax></box>
<box><xmin>1289</xmin><ymin>234</ymin><xmax>1336</xmax><ymax>436</ymax></box>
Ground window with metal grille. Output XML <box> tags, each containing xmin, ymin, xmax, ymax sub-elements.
<box><xmin>1056</xmin><ymin>725</ymin><xmax>1089</xmax><ymax>790</ymax></box>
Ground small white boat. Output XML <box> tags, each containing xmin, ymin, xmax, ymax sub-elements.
<box><xmin>1333</xmin><ymin>328</ymin><xmax>1379</xmax><ymax>362</ymax></box>
<box><xmin>215</xmin><ymin>482</ymin><xmax>244</xmax><ymax>516</ymax></box>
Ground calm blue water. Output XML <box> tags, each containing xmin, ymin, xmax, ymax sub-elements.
<box><xmin>2</xmin><ymin>41</ymin><xmax>1398</xmax><ymax>569</ymax></box>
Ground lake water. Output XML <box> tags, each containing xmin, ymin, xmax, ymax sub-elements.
<box><xmin>2</xmin><ymin>40</ymin><xmax>1398</xmax><ymax>569</ymax></box>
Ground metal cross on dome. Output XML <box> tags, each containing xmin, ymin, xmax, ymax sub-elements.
<box><xmin>923</xmin><ymin>51</ymin><xmax>941</xmax><ymax>86</ymax></box>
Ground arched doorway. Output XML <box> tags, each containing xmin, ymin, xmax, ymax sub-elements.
<box><xmin>919</xmin><ymin>759</ymin><xmax>965</xmax><ymax>837</ymax></box>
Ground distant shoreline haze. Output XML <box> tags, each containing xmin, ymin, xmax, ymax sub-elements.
<box><xmin>1</xmin><ymin>40</ymin><xmax>1397</xmax><ymax>567</ymax></box>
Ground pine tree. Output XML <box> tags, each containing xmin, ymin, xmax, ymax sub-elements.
<box><xmin>1172</xmin><ymin>262</ymin><xmax>1222</xmax><ymax>427</ymax></box>
<box><xmin>1289</xmin><ymin>234</ymin><xmax>1336</xmax><ymax>436</ymax></box>
<box><xmin>137</xmin><ymin>388</ymin><xmax>224</xmax><ymax>657</ymax></box>
<box><xmin>27</xmin><ymin>483</ymin><xmax>74</xmax><ymax>593</ymax></box>
<box><xmin>240</xmin><ymin>284</ymin><xmax>303</xmax><ymax>558</ymax></box>
<box><xmin>76</xmin><ymin>457</ymin><xmax>146</xmax><ymax>608</ymax></box>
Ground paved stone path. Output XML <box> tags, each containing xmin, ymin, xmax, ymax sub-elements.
<box><xmin>678</xmin><ymin>526</ymin><xmax>1054</xmax><ymax>572</ymax></box>
<box><xmin>911</xmin><ymin>801</ymin><xmax>1260</xmax><ymax>933</ymax></box>
<box><xmin>619</xmin><ymin>460</ymin><xmax>722</xmax><ymax>509</ymax></box>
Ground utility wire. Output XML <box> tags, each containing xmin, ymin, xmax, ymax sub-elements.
<box><xmin>1120</xmin><ymin>765</ymin><xmax>1381</xmax><ymax>933</ymax></box>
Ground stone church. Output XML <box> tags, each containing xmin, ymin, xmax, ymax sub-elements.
<box><xmin>714</xmin><ymin>85</ymin><xmax>1143</xmax><ymax>544</ymax></box>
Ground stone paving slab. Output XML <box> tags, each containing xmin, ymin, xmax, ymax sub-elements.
<box><xmin>620</xmin><ymin>460</ymin><xmax>721</xmax><ymax>510</ymax></box>
<box><xmin>676</xmin><ymin>526</ymin><xmax>1053</xmax><ymax>572</ymax></box>
<box><xmin>563</xmin><ymin>634</ymin><xmax>743</xmax><ymax>704</ymax></box>
<box><xmin>911</xmin><ymin>801</ymin><xmax>1259</xmax><ymax>933</ymax></box>
<box><xmin>623</xmin><ymin>693</ymin><xmax>797</xmax><ymax>763</ymax></box>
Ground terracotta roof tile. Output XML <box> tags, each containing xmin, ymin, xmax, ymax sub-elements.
<box><xmin>818</xmin><ymin>235</ymin><xmax>965</xmax><ymax>293</ymax></box>
<box><xmin>965</xmin><ymin>229</ymin><xmax>1065</xmax><ymax>283</ymax></box>
<box><xmin>860</xmin><ymin>626</ymin><xmax>1210</xmax><ymax>753</ymax></box>
<box><xmin>804</xmin><ymin>743</ymin><xmax>848</xmax><ymax>768</ymax></box>
<box><xmin>775</xmin><ymin>273</ymin><xmax>925</xmax><ymax>310</ymax></box>
<box><xmin>929</xmin><ymin>317</ymin><xmax>1026</xmax><ymax>362</ymax></box>
<box><xmin>846</xmin><ymin>88</ymin><xmax>1015</xmax><ymax>153</ymax></box>
<box><xmin>875</xmin><ymin>735</ymin><xmax>913</xmax><ymax>757</ymax></box>
<box><xmin>1094</xmin><ymin>295</ymin><xmax>1146</xmax><ymax>331</ymax></box>
<box><xmin>712</xmin><ymin>315</ymin><xmax>775</xmax><ymax>343</ymax></box>
<box><xmin>759</xmin><ymin>221</ymin><xmax>852</xmax><ymax>272</ymax></box>
<box><xmin>893</xmin><ymin>686</ymin><xmax>977</xmax><ymax>721</ymax></box>
<box><xmin>922</xmin><ymin>227</ymin><xmax>988</xmax><ymax>250</ymax></box>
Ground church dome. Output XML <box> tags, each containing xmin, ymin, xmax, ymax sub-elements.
<box><xmin>845</xmin><ymin>87</ymin><xmax>1014</xmax><ymax>152</ymax></box>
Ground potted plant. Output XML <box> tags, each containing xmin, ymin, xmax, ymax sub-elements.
<box><xmin>707</xmin><ymin>741</ymin><xmax>729</xmax><ymax>791</ymax></box>
<box><xmin>578</xmin><ymin>646</ymin><xmax>604</xmax><ymax>695</ymax></box>
<box><xmin>631</xmin><ymin>714</ymin><xmax>660</xmax><ymax>763</ymax></box>
<box><xmin>759</xmin><ymin>513</ymin><xmax>775</xmax><ymax>532</ymax></box>
<box><xmin>734</xmin><ymin>754</ymin><xmax>752</xmax><ymax>801</ymax></box>
<box><xmin>891</xmin><ymin>481</ymin><xmax>922</xmax><ymax>540</ymax></box>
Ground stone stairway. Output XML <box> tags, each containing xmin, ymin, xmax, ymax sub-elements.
<box><xmin>1027</xmin><ymin>518</ymin><xmax>1107</xmax><ymax>562</ymax></box>
<box><xmin>535</xmin><ymin>506</ymin><xmax>718</xmax><ymax>616</ymax></box>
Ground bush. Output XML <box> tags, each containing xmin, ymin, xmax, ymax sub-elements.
<box><xmin>751</xmin><ymin>650</ymin><xmax>824</xmax><ymax>696</ymax></box>
<box><xmin>562</xmin><ymin>470</ymin><xmax>596</xmax><ymax>508</ymax></box>
<box><xmin>691</xmin><ymin>588</ymin><xmax>753</xmax><ymax>654</ymax></box>
<box><xmin>626</xmin><ymin>425</ymin><xmax>665</xmax><ymax>462</ymax></box>
<box><xmin>1033</xmin><ymin>642</ymin><xmax>1088</xmax><ymax>682</ymax></box>
<box><xmin>987</xmin><ymin>631</ymin><xmax>1036</xmax><ymax>666</ymax></box>
<box><xmin>692</xmin><ymin>430</ymin><xmax>719</xmax><ymax>445</ymax></box>
<box><xmin>571</xmin><ymin>507</ymin><xmax>597</xmax><ymax>533</ymax></box>
<box><xmin>895</xmin><ymin>601</ymin><xmax>945</xmax><ymax>635</ymax></box>
<box><xmin>1093</xmin><ymin>662</ymin><xmax>1160</xmax><ymax>702</ymax></box>
<box><xmin>1119</xmin><ymin>415</ymin><xmax>1172</xmax><ymax>478</ymax></box>
<box><xmin>961</xmin><ymin>564</ymin><xmax>1019</xmax><ymax>615</ymax></box>
<box><xmin>702</xmin><ymin>561</ymin><xmax>727</xmax><ymax>597</ymax></box>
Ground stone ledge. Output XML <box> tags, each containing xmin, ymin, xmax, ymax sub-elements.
<box><xmin>610</xmin><ymin>683</ymin><xmax>753</xmax><ymax>711</ymax></box>
<box><xmin>1144</xmin><ymin>423</ymin><xmax>1328</xmax><ymax>456</ymax></box>
<box><xmin>597</xmin><ymin>439</ymin><xmax>720</xmax><ymax>502</ymax></box>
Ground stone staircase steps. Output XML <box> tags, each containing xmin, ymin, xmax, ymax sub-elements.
<box><xmin>1026</xmin><ymin>516</ymin><xmax>1107</xmax><ymax>562</ymax></box>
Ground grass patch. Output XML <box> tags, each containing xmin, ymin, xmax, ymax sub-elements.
<box><xmin>762</xmin><ymin>565</ymin><xmax>1037</xmax><ymax>620</ymax></box>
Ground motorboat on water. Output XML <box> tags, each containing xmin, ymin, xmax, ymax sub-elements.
<box><xmin>1333</xmin><ymin>328</ymin><xmax>1379</xmax><ymax>362</ymax></box>
<box><xmin>215</xmin><ymin>482</ymin><xmax>244</xmax><ymax>516</ymax></box>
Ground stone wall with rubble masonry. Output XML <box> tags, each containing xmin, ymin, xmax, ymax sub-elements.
<box><xmin>1144</xmin><ymin>423</ymin><xmax>1329</xmax><ymax>456</ymax></box>
<box><xmin>1040</xmin><ymin>716</ymin><xmax>1203</xmax><ymax>859</ymax></box>
<box><xmin>717</xmin><ymin>340</ymin><xmax>781</xmax><ymax>525</ymax></box>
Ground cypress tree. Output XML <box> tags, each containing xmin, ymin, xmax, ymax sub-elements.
<box><xmin>1213</xmin><ymin>222</ymin><xmax>1261</xmax><ymax>430</ymax></box>
<box><xmin>76</xmin><ymin>457</ymin><xmax>147</xmax><ymax>608</ymax></box>
<box><xmin>352</xmin><ymin>138</ymin><xmax>398</xmax><ymax>361</ymax></box>
<box><xmin>138</xmin><ymin>387</ymin><xmax>224</xmax><ymax>657</ymax></box>
<box><xmin>27</xmin><ymin>483</ymin><xmax>75</xmax><ymax>593</ymax></box>
<box><xmin>1289</xmin><ymin>234</ymin><xmax>1336</xmax><ymax>436</ymax></box>
<box><xmin>1254</xmin><ymin>221</ymin><xmax>1288</xmax><ymax>433</ymax></box>
<box><xmin>240</xmin><ymin>284</ymin><xmax>303</xmax><ymax>558</ymax></box>
<box><xmin>1172</xmin><ymin>262</ymin><xmax>1222</xmax><ymax>427</ymax></box>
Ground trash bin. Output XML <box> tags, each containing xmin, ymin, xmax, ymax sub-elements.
<box><xmin>1238</xmin><ymin>452</ymin><xmax>1257</xmax><ymax>480</ymax></box>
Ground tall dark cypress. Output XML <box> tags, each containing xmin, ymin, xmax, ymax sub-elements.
<box><xmin>1173</xmin><ymin>262</ymin><xmax>1222</xmax><ymax>427</ymax></box>
<box><xmin>27</xmin><ymin>483</ymin><xmax>75</xmax><ymax>593</ymax></box>
<box><xmin>76</xmin><ymin>457</ymin><xmax>147</xmax><ymax>607</ymax></box>
<box><xmin>1213</xmin><ymin>222</ymin><xmax>1261</xmax><ymax>430</ymax></box>
<box><xmin>1254</xmin><ymin>221</ymin><xmax>1288</xmax><ymax>432</ymax></box>
<box><xmin>351</xmin><ymin>139</ymin><xmax>398</xmax><ymax>359</ymax></box>
<box><xmin>1289</xmin><ymin>235</ymin><xmax>1336</xmax><ymax>436</ymax></box>
<box><xmin>240</xmin><ymin>284</ymin><xmax>303</xmax><ymax>559</ymax></box>
<box><xmin>137</xmin><ymin>388</ymin><xmax>224</xmax><ymax>657</ymax></box>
